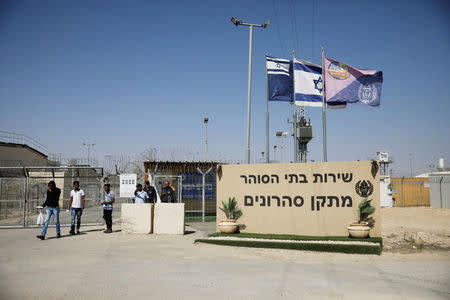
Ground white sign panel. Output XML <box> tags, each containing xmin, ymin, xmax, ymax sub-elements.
<box><xmin>120</xmin><ymin>174</ymin><xmax>137</xmax><ymax>198</ymax></box>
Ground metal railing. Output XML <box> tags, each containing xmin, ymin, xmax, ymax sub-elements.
<box><xmin>0</xmin><ymin>131</ymin><xmax>48</xmax><ymax>156</ymax></box>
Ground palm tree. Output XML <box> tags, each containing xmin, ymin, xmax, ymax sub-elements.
<box><xmin>219</xmin><ymin>197</ymin><xmax>243</xmax><ymax>221</ymax></box>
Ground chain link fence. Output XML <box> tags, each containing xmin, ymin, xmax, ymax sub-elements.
<box><xmin>0</xmin><ymin>166</ymin><xmax>125</xmax><ymax>228</ymax></box>
<box><xmin>390</xmin><ymin>177</ymin><xmax>430</xmax><ymax>207</ymax></box>
<box><xmin>145</xmin><ymin>161</ymin><xmax>219</xmax><ymax>222</ymax></box>
<box><xmin>0</xmin><ymin>163</ymin><xmax>219</xmax><ymax>228</ymax></box>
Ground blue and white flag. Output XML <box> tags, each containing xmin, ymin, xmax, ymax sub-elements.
<box><xmin>294</xmin><ymin>58</ymin><xmax>346</xmax><ymax>108</ymax></box>
<box><xmin>266</xmin><ymin>56</ymin><xmax>293</xmax><ymax>102</ymax></box>
<box><xmin>294</xmin><ymin>58</ymin><xmax>324</xmax><ymax>107</ymax></box>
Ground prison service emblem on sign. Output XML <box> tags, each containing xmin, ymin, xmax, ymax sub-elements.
<box><xmin>355</xmin><ymin>180</ymin><xmax>374</xmax><ymax>197</ymax></box>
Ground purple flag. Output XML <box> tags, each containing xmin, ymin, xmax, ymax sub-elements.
<box><xmin>323</xmin><ymin>56</ymin><xmax>383</xmax><ymax>107</ymax></box>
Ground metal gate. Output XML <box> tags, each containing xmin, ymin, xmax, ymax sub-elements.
<box><xmin>0</xmin><ymin>166</ymin><xmax>106</xmax><ymax>228</ymax></box>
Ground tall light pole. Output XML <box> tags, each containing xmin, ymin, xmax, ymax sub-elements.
<box><xmin>273</xmin><ymin>145</ymin><xmax>277</xmax><ymax>162</ymax></box>
<box><xmin>83</xmin><ymin>142</ymin><xmax>95</xmax><ymax>166</ymax></box>
<box><xmin>231</xmin><ymin>17</ymin><xmax>271</xmax><ymax>164</ymax></box>
<box><xmin>409</xmin><ymin>153</ymin><xmax>413</xmax><ymax>177</ymax></box>
<box><xmin>276</xmin><ymin>131</ymin><xmax>288</xmax><ymax>163</ymax></box>
<box><xmin>204</xmin><ymin>117</ymin><xmax>209</xmax><ymax>161</ymax></box>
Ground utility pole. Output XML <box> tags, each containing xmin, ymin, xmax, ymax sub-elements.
<box><xmin>204</xmin><ymin>117</ymin><xmax>209</xmax><ymax>161</ymax></box>
<box><xmin>230</xmin><ymin>17</ymin><xmax>271</xmax><ymax>164</ymax></box>
<box><xmin>409</xmin><ymin>153</ymin><xmax>413</xmax><ymax>177</ymax></box>
<box><xmin>276</xmin><ymin>132</ymin><xmax>288</xmax><ymax>163</ymax></box>
<box><xmin>273</xmin><ymin>145</ymin><xmax>277</xmax><ymax>162</ymax></box>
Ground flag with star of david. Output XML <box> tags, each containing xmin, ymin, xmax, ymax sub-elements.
<box><xmin>266</xmin><ymin>55</ymin><xmax>293</xmax><ymax>102</ymax></box>
<box><xmin>293</xmin><ymin>58</ymin><xmax>345</xmax><ymax>108</ymax></box>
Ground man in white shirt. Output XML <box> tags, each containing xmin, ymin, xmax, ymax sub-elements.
<box><xmin>134</xmin><ymin>184</ymin><xmax>149</xmax><ymax>204</ymax></box>
<box><xmin>68</xmin><ymin>181</ymin><xmax>85</xmax><ymax>235</ymax></box>
<box><xmin>102</xmin><ymin>184</ymin><xmax>115</xmax><ymax>233</ymax></box>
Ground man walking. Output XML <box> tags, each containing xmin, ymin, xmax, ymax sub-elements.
<box><xmin>143</xmin><ymin>181</ymin><xmax>157</xmax><ymax>203</ymax></box>
<box><xmin>134</xmin><ymin>184</ymin><xmax>148</xmax><ymax>204</ymax></box>
<box><xmin>101</xmin><ymin>184</ymin><xmax>115</xmax><ymax>233</ymax></box>
<box><xmin>36</xmin><ymin>181</ymin><xmax>61</xmax><ymax>240</ymax></box>
<box><xmin>68</xmin><ymin>181</ymin><xmax>85</xmax><ymax>235</ymax></box>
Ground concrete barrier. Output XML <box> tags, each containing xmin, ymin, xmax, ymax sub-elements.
<box><xmin>121</xmin><ymin>203</ymin><xmax>153</xmax><ymax>234</ymax></box>
<box><xmin>154</xmin><ymin>203</ymin><xmax>185</xmax><ymax>235</ymax></box>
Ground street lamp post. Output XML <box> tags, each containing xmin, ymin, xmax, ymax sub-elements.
<box><xmin>204</xmin><ymin>117</ymin><xmax>209</xmax><ymax>161</ymax></box>
<box><xmin>82</xmin><ymin>142</ymin><xmax>95</xmax><ymax>166</ymax></box>
<box><xmin>273</xmin><ymin>145</ymin><xmax>277</xmax><ymax>162</ymax></box>
<box><xmin>276</xmin><ymin>132</ymin><xmax>288</xmax><ymax>163</ymax></box>
<box><xmin>231</xmin><ymin>17</ymin><xmax>271</xmax><ymax>164</ymax></box>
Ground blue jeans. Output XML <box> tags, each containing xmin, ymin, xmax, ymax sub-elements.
<box><xmin>41</xmin><ymin>207</ymin><xmax>60</xmax><ymax>236</ymax></box>
<box><xmin>71</xmin><ymin>208</ymin><xmax>82</xmax><ymax>230</ymax></box>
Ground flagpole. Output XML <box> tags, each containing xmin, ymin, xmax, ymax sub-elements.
<box><xmin>321</xmin><ymin>47</ymin><xmax>327</xmax><ymax>162</ymax></box>
<box><xmin>265</xmin><ymin>54</ymin><xmax>270</xmax><ymax>163</ymax></box>
<box><xmin>292</xmin><ymin>50</ymin><xmax>298</xmax><ymax>163</ymax></box>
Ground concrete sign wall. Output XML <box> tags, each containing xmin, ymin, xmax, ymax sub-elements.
<box><xmin>216</xmin><ymin>161</ymin><xmax>381</xmax><ymax>237</ymax></box>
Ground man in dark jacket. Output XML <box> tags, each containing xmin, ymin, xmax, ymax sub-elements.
<box><xmin>143</xmin><ymin>181</ymin><xmax>157</xmax><ymax>203</ymax></box>
<box><xmin>36</xmin><ymin>181</ymin><xmax>61</xmax><ymax>240</ymax></box>
<box><xmin>161</xmin><ymin>180</ymin><xmax>176</xmax><ymax>203</ymax></box>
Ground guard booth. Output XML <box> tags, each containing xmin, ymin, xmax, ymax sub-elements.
<box><xmin>144</xmin><ymin>161</ymin><xmax>220</xmax><ymax>222</ymax></box>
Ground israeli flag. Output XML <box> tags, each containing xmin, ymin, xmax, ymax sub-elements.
<box><xmin>266</xmin><ymin>56</ymin><xmax>293</xmax><ymax>102</ymax></box>
<box><xmin>293</xmin><ymin>58</ymin><xmax>325</xmax><ymax>107</ymax></box>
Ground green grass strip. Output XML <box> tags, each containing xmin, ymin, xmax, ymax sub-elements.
<box><xmin>208</xmin><ymin>232</ymin><xmax>382</xmax><ymax>246</ymax></box>
<box><xmin>195</xmin><ymin>238</ymin><xmax>382</xmax><ymax>255</ymax></box>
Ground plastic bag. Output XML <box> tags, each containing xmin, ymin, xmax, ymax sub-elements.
<box><xmin>36</xmin><ymin>212</ymin><xmax>44</xmax><ymax>226</ymax></box>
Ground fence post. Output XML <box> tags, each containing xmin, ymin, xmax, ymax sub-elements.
<box><xmin>178</xmin><ymin>175</ymin><xmax>182</xmax><ymax>204</ymax></box>
<box><xmin>197</xmin><ymin>167</ymin><xmax>212</xmax><ymax>222</ymax></box>
<box><xmin>21</xmin><ymin>168</ymin><xmax>27</xmax><ymax>227</ymax></box>
<box><xmin>401</xmin><ymin>177</ymin><xmax>405</xmax><ymax>207</ymax></box>
<box><xmin>420</xmin><ymin>181</ymin><xmax>423</xmax><ymax>207</ymax></box>
<box><xmin>5</xmin><ymin>185</ymin><xmax>8</xmax><ymax>218</ymax></box>
<box><xmin>24</xmin><ymin>176</ymin><xmax>28</xmax><ymax>227</ymax></box>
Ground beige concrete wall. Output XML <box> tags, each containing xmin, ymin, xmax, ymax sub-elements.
<box><xmin>216</xmin><ymin>161</ymin><xmax>381</xmax><ymax>237</ymax></box>
<box><xmin>154</xmin><ymin>203</ymin><xmax>185</xmax><ymax>235</ymax></box>
<box><xmin>121</xmin><ymin>203</ymin><xmax>153</xmax><ymax>234</ymax></box>
<box><xmin>0</xmin><ymin>143</ymin><xmax>48</xmax><ymax>166</ymax></box>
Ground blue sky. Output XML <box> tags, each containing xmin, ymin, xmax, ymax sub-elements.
<box><xmin>0</xmin><ymin>0</ymin><xmax>449</xmax><ymax>175</ymax></box>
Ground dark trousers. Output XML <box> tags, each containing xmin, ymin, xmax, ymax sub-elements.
<box><xmin>103</xmin><ymin>209</ymin><xmax>112</xmax><ymax>229</ymax></box>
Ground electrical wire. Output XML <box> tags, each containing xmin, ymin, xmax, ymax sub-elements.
<box><xmin>312</xmin><ymin>0</ymin><xmax>315</xmax><ymax>62</ymax></box>
<box><xmin>288</xmin><ymin>0</ymin><xmax>300</xmax><ymax>54</ymax></box>
<box><xmin>272</xmin><ymin>0</ymin><xmax>287</xmax><ymax>56</ymax></box>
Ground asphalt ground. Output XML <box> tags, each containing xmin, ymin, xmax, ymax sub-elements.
<box><xmin>0</xmin><ymin>222</ymin><xmax>449</xmax><ymax>299</ymax></box>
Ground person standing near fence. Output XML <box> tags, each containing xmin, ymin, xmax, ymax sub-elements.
<box><xmin>36</xmin><ymin>181</ymin><xmax>61</xmax><ymax>240</ymax></box>
<box><xmin>101</xmin><ymin>184</ymin><xmax>115</xmax><ymax>233</ymax></box>
<box><xmin>143</xmin><ymin>181</ymin><xmax>156</xmax><ymax>203</ymax></box>
<box><xmin>161</xmin><ymin>180</ymin><xmax>176</xmax><ymax>203</ymax></box>
<box><xmin>68</xmin><ymin>181</ymin><xmax>85</xmax><ymax>235</ymax></box>
<box><xmin>134</xmin><ymin>184</ymin><xmax>149</xmax><ymax>204</ymax></box>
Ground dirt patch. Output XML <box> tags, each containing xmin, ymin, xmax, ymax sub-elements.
<box><xmin>381</xmin><ymin>207</ymin><xmax>450</xmax><ymax>253</ymax></box>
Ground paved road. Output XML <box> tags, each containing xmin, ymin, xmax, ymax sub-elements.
<box><xmin>0</xmin><ymin>223</ymin><xmax>449</xmax><ymax>299</ymax></box>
